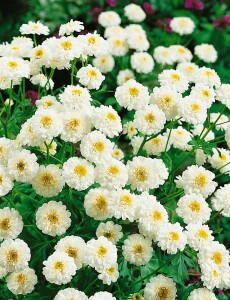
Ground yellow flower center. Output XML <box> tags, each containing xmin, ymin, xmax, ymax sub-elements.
<box><xmin>88</xmin><ymin>69</ymin><xmax>97</xmax><ymax>78</ymax></box>
<box><xmin>16</xmin><ymin>160</ymin><xmax>26</xmax><ymax>172</ymax></box>
<box><xmin>129</xmin><ymin>87</ymin><xmax>139</xmax><ymax>97</ymax></box>
<box><xmin>103</xmin><ymin>231</ymin><xmax>114</xmax><ymax>240</ymax></box>
<box><xmin>72</xmin><ymin>89</ymin><xmax>82</xmax><ymax>96</ymax></box>
<box><xmin>61</xmin><ymin>41</ymin><xmax>72</xmax><ymax>50</ymax></box>
<box><xmin>171</xmin><ymin>73</ymin><xmax>180</xmax><ymax>81</ymax></box>
<box><xmin>202</xmin><ymin>90</ymin><xmax>209</xmax><ymax>97</ymax></box>
<box><xmin>66</xmin><ymin>118</ymin><xmax>80</xmax><ymax>130</ymax></box>
<box><xmin>100</xmin><ymin>58</ymin><xmax>107</xmax><ymax>64</ymax></box>
<box><xmin>107</xmin><ymin>112</ymin><xmax>116</xmax><ymax>121</ymax></box>
<box><xmin>40</xmin><ymin>172</ymin><xmax>55</xmax><ymax>187</ymax></box>
<box><xmin>0</xmin><ymin>176</ymin><xmax>3</xmax><ymax>185</ymax></box>
<box><xmin>189</xmin><ymin>201</ymin><xmax>201</xmax><ymax>212</ymax></box>
<box><xmin>66</xmin><ymin>246</ymin><xmax>78</xmax><ymax>259</ymax></box>
<box><xmin>54</xmin><ymin>261</ymin><xmax>64</xmax><ymax>271</ymax></box>
<box><xmin>95</xmin><ymin>195</ymin><xmax>107</xmax><ymax>210</ymax></box>
<box><xmin>35</xmin><ymin>49</ymin><xmax>44</xmax><ymax>59</ymax></box>
<box><xmin>191</xmin><ymin>103</ymin><xmax>200</xmax><ymax>112</ymax></box>
<box><xmin>153</xmin><ymin>211</ymin><xmax>162</xmax><ymax>221</ymax></box>
<box><xmin>11</xmin><ymin>46</ymin><xmax>19</xmax><ymax>51</ymax></box>
<box><xmin>41</xmin><ymin>116</ymin><xmax>53</xmax><ymax>128</ymax></box>
<box><xmin>169</xmin><ymin>231</ymin><xmax>179</xmax><ymax>241</ymax></box>
<box><xmin>8</xmin><ymin>61</ymin><xmax>18</xmax><ymax>69</ymax></box>
<box><xmin>212</xmin><ymin>269</ymin><xmax>219</xmax><ymax>278</ymax></box>
<box><xmin>88</xmin><ymin>36</ymin><xmax>96</xmax><ymax>44</ymax></box>
<box><xmin>197</xmin><ymin>229</ymin><xmax>208</xmax><ymax>239</ymax></box>
<box><xmin>0</xmin><ymin>147</ymin><xmax>4</xmax><ymax>155</ymax></box>
<box><xmin>211</xmin><ymin>252</ymin><xmax>222</xmax><ymax>265</ymax></box>
<box><xmin>97</xmin><ymin>246</ymin><xmax>107</xmax><ymax>256</ymax></box>
<box><xmin>93</xmin><ymin>142</ymin><xmax>105</xmax><ymax>153</ymax></box>
<box><xmin>0</xmin><ymin>218</ymin><xmax>10</xmax><ymax>230</ymax></box>
<box><xmin>106</xmin><ymin>266</ymin><xmax>115</xmax><ymax>275</ymax></box>
<box><xmin>74</xmin><ymin>165</ymin><xmax>88</xmax><ymax>177</ymax></box>
<box><xmin>151</xmin><ymin>138</ymin><xmax>160</xmax><ymax>145</ymax></box>
<box><xmin>178</xmin><ymin>47</ymin><xmax>186</xmax><ymax>54</ymax></box>
<box><xmin>193</xmin><ymin>173</ymin><xmax>208</xmax><ymax>188</ymax></box>
<box><xmin>186</xmin><ymin>66</ymin><xmax>194</xmax><ymax>72</ymax></box>
<box><xmin>108</xmin><ymin>165</ymin><xmax>120</xmax><ymax>175</ymax></box>
<box><xmin>44</xmin><ymin>100</ymin><xmax>54</xmax><ymax>108</ymax></box>
<box><xmin>47</xmin><ymin>211</ymin><xmax>59</xmax><ymax>225</ymax></box>
<box><xmin>133</xmin><ymin>244</ymin><xmax>144</xmax><ymax>254</ymax></box>
<box><xmin>156</xmin><ymin>286</ymin><xmax>170</xmax><ymax>300</ymax></box>
<box><xmin>179</xmin><ymin>19</ymin><xmax>188</xmax><ymax>26</ymax></box>
<box><xmin>7</xmin><ymin>249</ymin><xmax>19</xmax><ymax>263</ymax></box>
<box><xmin>134</xmin><ymin>167</ymin><xmax>148</xmax><ymax>182</ymax></box>
<box><xmin>205</xmin><ymin>70</ymin><xmax>213</xmax><ymax>77</ymax></box>
<box><xmin>145</xmin><ymin>113</ymin><xmax>155</xmax><ymax>123</ymax></box>
<box><xmin>114</xmin><ymin>39</ymin><xmax>123</xmax><ymax>46</ymax></box>
<box><xmin>220</xmin><ymin>153</ymin><xmax>227</xmax><ymax>161</ymax></box>
<box><xmin>120</xmin><ymin>194</ymin><xmax>133</xmax><ymax>206</ymax></box>
<box><xmin>16</xmin><ymin>273</ymin><xmax>26</xmax><ymax>284</ymax></box>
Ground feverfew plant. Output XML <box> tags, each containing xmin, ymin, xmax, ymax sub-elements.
<box><xmin>0</xmin><ymin>4</ymin><xmax>229</xmax><ymax>300</ymax></box>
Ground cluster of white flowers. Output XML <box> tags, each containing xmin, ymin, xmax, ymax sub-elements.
<box><xmin>0</xmin><ymin>3</ymin><xmax>229</xmax><ymax>299</ymax></box>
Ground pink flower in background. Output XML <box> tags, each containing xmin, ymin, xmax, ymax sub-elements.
<box><xmin>143</xmin><ymin>2</ymin><xmax>155</xmax><ymax>15</ymax></box>
<box><xmin>156</xmin><ymin>18</ymin><xmax>172</xmax><ymax>33</ymax></box>
<box><xmin>90</xmin><ymin>7</ymin><xmax>103</xmax><ymax>23</ymax></box>
<box><xmin>185</xmin><ymin>0</ymin><xmax>204</xmax><ymax>10</ymax></box>
<box><xmin>214</xmin><ymin>15</ymin><xmax>230</xmax><ymax>30</ymax></box>
<box><xmin>25</xmin><ymin>90</ymin><xmax>38</xmax><ymax>106</ymax></box>
<box><xmin>105</xmin><ymin>0</ymin><xmax>116</xmax><ymax>7</ymax></box>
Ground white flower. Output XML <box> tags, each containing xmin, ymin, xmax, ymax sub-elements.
<box><xmin>190</xmin><ymin>83</ymin><xmax>215</xmax><ymax>108</ymax></box>
<box><xmin>80</xmin><ymin>131</ymin><xmax>113</xmax><ymax>164</ymax></box>
<box><xmin>76</xmin><ymin>65</ymin><xmax>105</xmax><ymax>90</ymax></box>
<box><xmin>104</xmin><ymin>25</ymin><xmax>126</xmax><ymax>39</ymax></box>
<box><xmin>0</xmin><ymin>266</ymin><xmax>7</xmax><ymax>279</ymax></box>
<box><xmin>55</xmin><ymin>236</ymin><xmax>86</xmax><ymax>269</ymax></box>
<box><xmin>156</xmin><ymin>222</ymin><xmax>187</xmax><ymax>254</ymax></box>
<box><xmin>168</xmin><ymin>126</ymin><xmax>192</xmax><ymax>151</ymax></box>
<box><xmin>175</xmin><ymin>165</ymin><xmax>218</xmax><ymax>198</ymax></box>
<box><xmin>95</xmin><ymin>158</ymin><xmax>128</xmax><ymax>189</ymax></box>
<box><xmin>31</xmin><ymin>74</ymin><xmax>54</xmax><ymax>90</ymax></box>
<box><xmin>62</xmin><ymin>157</ymin><xmax>94</xmax><ymax>191</ymax></box>
<box><xmin>115</xmin><ymin>79</ymin><xmax>150</xmax><ymax>111</ymax></box>
<box><xmin>138</xmin><ymin>193</ymin><xmax>169</xmax><ymax>240</ymax></box>
<box><xmin>0</xmin><ymin>137</ymin><xmax>13</xmax><ymax>164</ymax></box>
<box><xmin>211</xmin><ymin>184</ymin><xmax>230</xmax><ymax>217</ymax></box>
<box><xmin>144</xmin><ymin>274</ymin><xmax>177</xmax><ymax>300</ymax></box>
<box><xmin>195</xmin><ymin>44</ymin><xmax>218</xmax><ymax>63</ymax></box>
<box><xmin>150</xmin><ymin>86</ymin><xmax>182</xmax><ymax>120</ymax></box>
<box><xmin>226</xmin><ymin>125</ymin><xmax>230</xmax><ymax>148</ymax></box>
<box><xmin>122</xmin><ymin>121</ymin><xmax>137</xmax><ymax>138</ymax></box>
<box><xmin>36</xmin><ymin>201</ymin><xmax>71</xmax><ymax>237</ymax></box>
<box><xmin>127</xmin><ymin>156</ymin><xmax>169</xmax><ymax>191</ymax></box>
<box><xmin>111</xmin><ymin>188</ymin><xmax>138</xmax><ymax>222</ymax></box>
<box><xmin>134</xmin><ymin>104</ymin><xmax>166</xmax><ymax>135</ymax></box>
<box><xmin>93</xmin><ymin>55</ymin><xmax>115</xmax><ymax>73</ymax></box>
<box><xmin>144</xmin><ymin>134</ymin><xmax>169</xmax><ymax>156</ymax></box>
<box><xmin>107</xmin><ymin>36</ymin><xmax>129</xmax><ymax>57</ymax></box>
<box><xmin>195</xmin><ymin>148</ymin><xmax>207</xmax><ymax>166</ymax></box>
<box><xmin>54</xmin><ymin>288</ymin><xmax>88</xmax><ymax>300</ymax></box>
<box><xmin>130</xmin><ymin>52</ymin><xmax>154</xmax><ymax>74</ymax></box>
<box><xmin>18</xmin><ymin>119</ymin><xmax>45</xmax><ymax>147</ymax></box>
<box><xmin>124</xmin><ymin>4</ymin><xmax>146</xmax><ymax>22</ymax></box>
<box><xmin>169</xmin><ymin>45</ymin><xmax>193</xmax><ymax>62</ymax></box>
<box><xmin>35</xmin><ymin>95</ymin><xmax>62</xmax><ymax>111</ymax></box>
<box><xmin>60</xmin><ymin>109</ymin><xmax>91</xmax><ymax>143</ymax></box>
<box><xmin>97</xmin><ymin>263</ymin><xmax>119</xmax><ymax>285</ymax></box>
<box><xmin>176</xmin><ymin>193</ymin><xmax>211</xmax><ymax>224</ymax></box>
<box><xmin>158</xmin><ymin>69</ymin><xmax>189</xmax><ymax>93</ymax></box>
<box><xmin>0</xmin><ymin>238</ymin><xmax>31</xmax><ymax>272</ymax></box>
<box><xmin>126</xmin><ymin>32</ymin><xmax>150</xmax><ymax>52</ymax></box>
<box><xmin>131</xmin><ymin>136</ymin><xmax>144</xmax><ymax>156</ymax></box>
<box><xmin>0</xmin><ymin>56</ymin><xmax>30</xmax><ymax>82</ymax></box>
<box><xmin>85</xmin><ymin>236</ymin><xmax>117</xmax><ymax>269</ymax></box>
<box><xmin>56</xmin><ymin>36</ymin><xmax>83</xmax><ymax>60</ymax></box>
<box><xmin>194</xmin><ymin>67</ymin><xmax>221</xmax><ymax>87</ymax></box>
<box><xmin>0</xmin><ymin>165</ymin><xmax>14</xmax><ymax>196</ymax></box>
<box><xmin>96</xmin><ymin>221</ymin><xmax>123</xmax><ymax>244</ymax></box>
<box><xmin>98</xmin><ymin>11</ymin><xmax>121</xmax><ymax>27</ymax></box>
<box><xmin>59</xmin><ymin>84</ymin><xmax>92</xmax><ymax>110</ymax></box>
<box><xmin>112</xmin><ymin>146</ymin><xmax>124</xmax><ymax>160</ymax></box>
<box><xmin>187</xmin><ymin>288</ymin><xmax>217</xmax><ymax>300</ymax></box>
<box><xmin>153</xmin><ymin>46</ymin><xmax>176</xmax><ymax>65</ymax></box>
<box><xmin>122</xmin><ymin>234</ymin><xmax>153</xmax><ymax>266</ymax></box>
<box><xmin>210</xmin><ymin>113</ymin><xmax>229</xmax><ymax>131</ymax></box>
<box><xmin>19</xmin><ymin>21</ymin><xmax>49</xmax><ymax>35</ymax></box>
<box><xmin>186</xmin><ymin>223</ymin><xmax>214</xmax><ymax>251</ymax></box>
<box><xmin>30</xmin><ymin>108</ymin><xmax>63</xmax><ymax>140</ymax></box>
<box><xmin>200</xmin><ymin>263</ymin><xmax>224</xmax><ymax>290</ymax></box>
<box><xmin>78</xmin><ymin>32</ymin><xmax>109</xmax><ymax>57</ymax></box>
<box><xmin>91</xmin><ymin>105</ymin><xmax>122</xmax><ymax>138</ymax></box>
<box><xmin>176</xmin><ymin>62</ymin><xmax>199</xmax><ymax>82</ymax></box>
<box><xmin>178</xmin><ymin>96</ymin><xmax>207</xmax><ymax>125</ymax></box>
<box><xmin>59</xmin><ymin>19</ymin><xmax>84</xmax><ymax>36</ymax></box>
<box><xmin>89</xmin><ymin>292</ymin><xmax>116</xmax><ymax>300</ymax></box>
<box><xmin>198</xmin><ymin>241</ymin><xmax>229</xmax><ymax>270</ymax></box>
<box><xmin>7</xmin><ymin>149</ymin><xmax>39</xmax><ymax>183</ymax></box>
<box><xmin>208</xmin><ymin>148</ymin><xmax>230</xmax><ymax>173</ymax></box>
<box><xmin>215</xmin><ymin>83</ymin><xmax>230</xmax><ymax>109</ymax></box>
<box><xmin>0</xmin><ymin>207</ymin><xmax>23</xmax><ymax>241</ymax></box>
<box><xmin>31</xmin><ymin>165</ymin><xmax>65</xmax><ymax>197</ymax></box>
<box><xmin>84</xmin><ymin>188</ymin><xmax>113</xmax><ymax>220</ymax></box>
<box><xmin>6</xmin><ymin>267</ymin><xmax>37</xmax><ymax>295</ymax></box>
<box><xmin>170</xmin><ymin>17</ymin><xmax>195</xmax><ymax>35</ymax></box>
<box><xmin>43</xmin><ymin>251</ymin><xmax>76</xmax><ymax>285</ymax></box>
<box><xmin>117</xmin><ymin>69</ymin><xmax>135</xmax><ymax>86</ymax></box>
